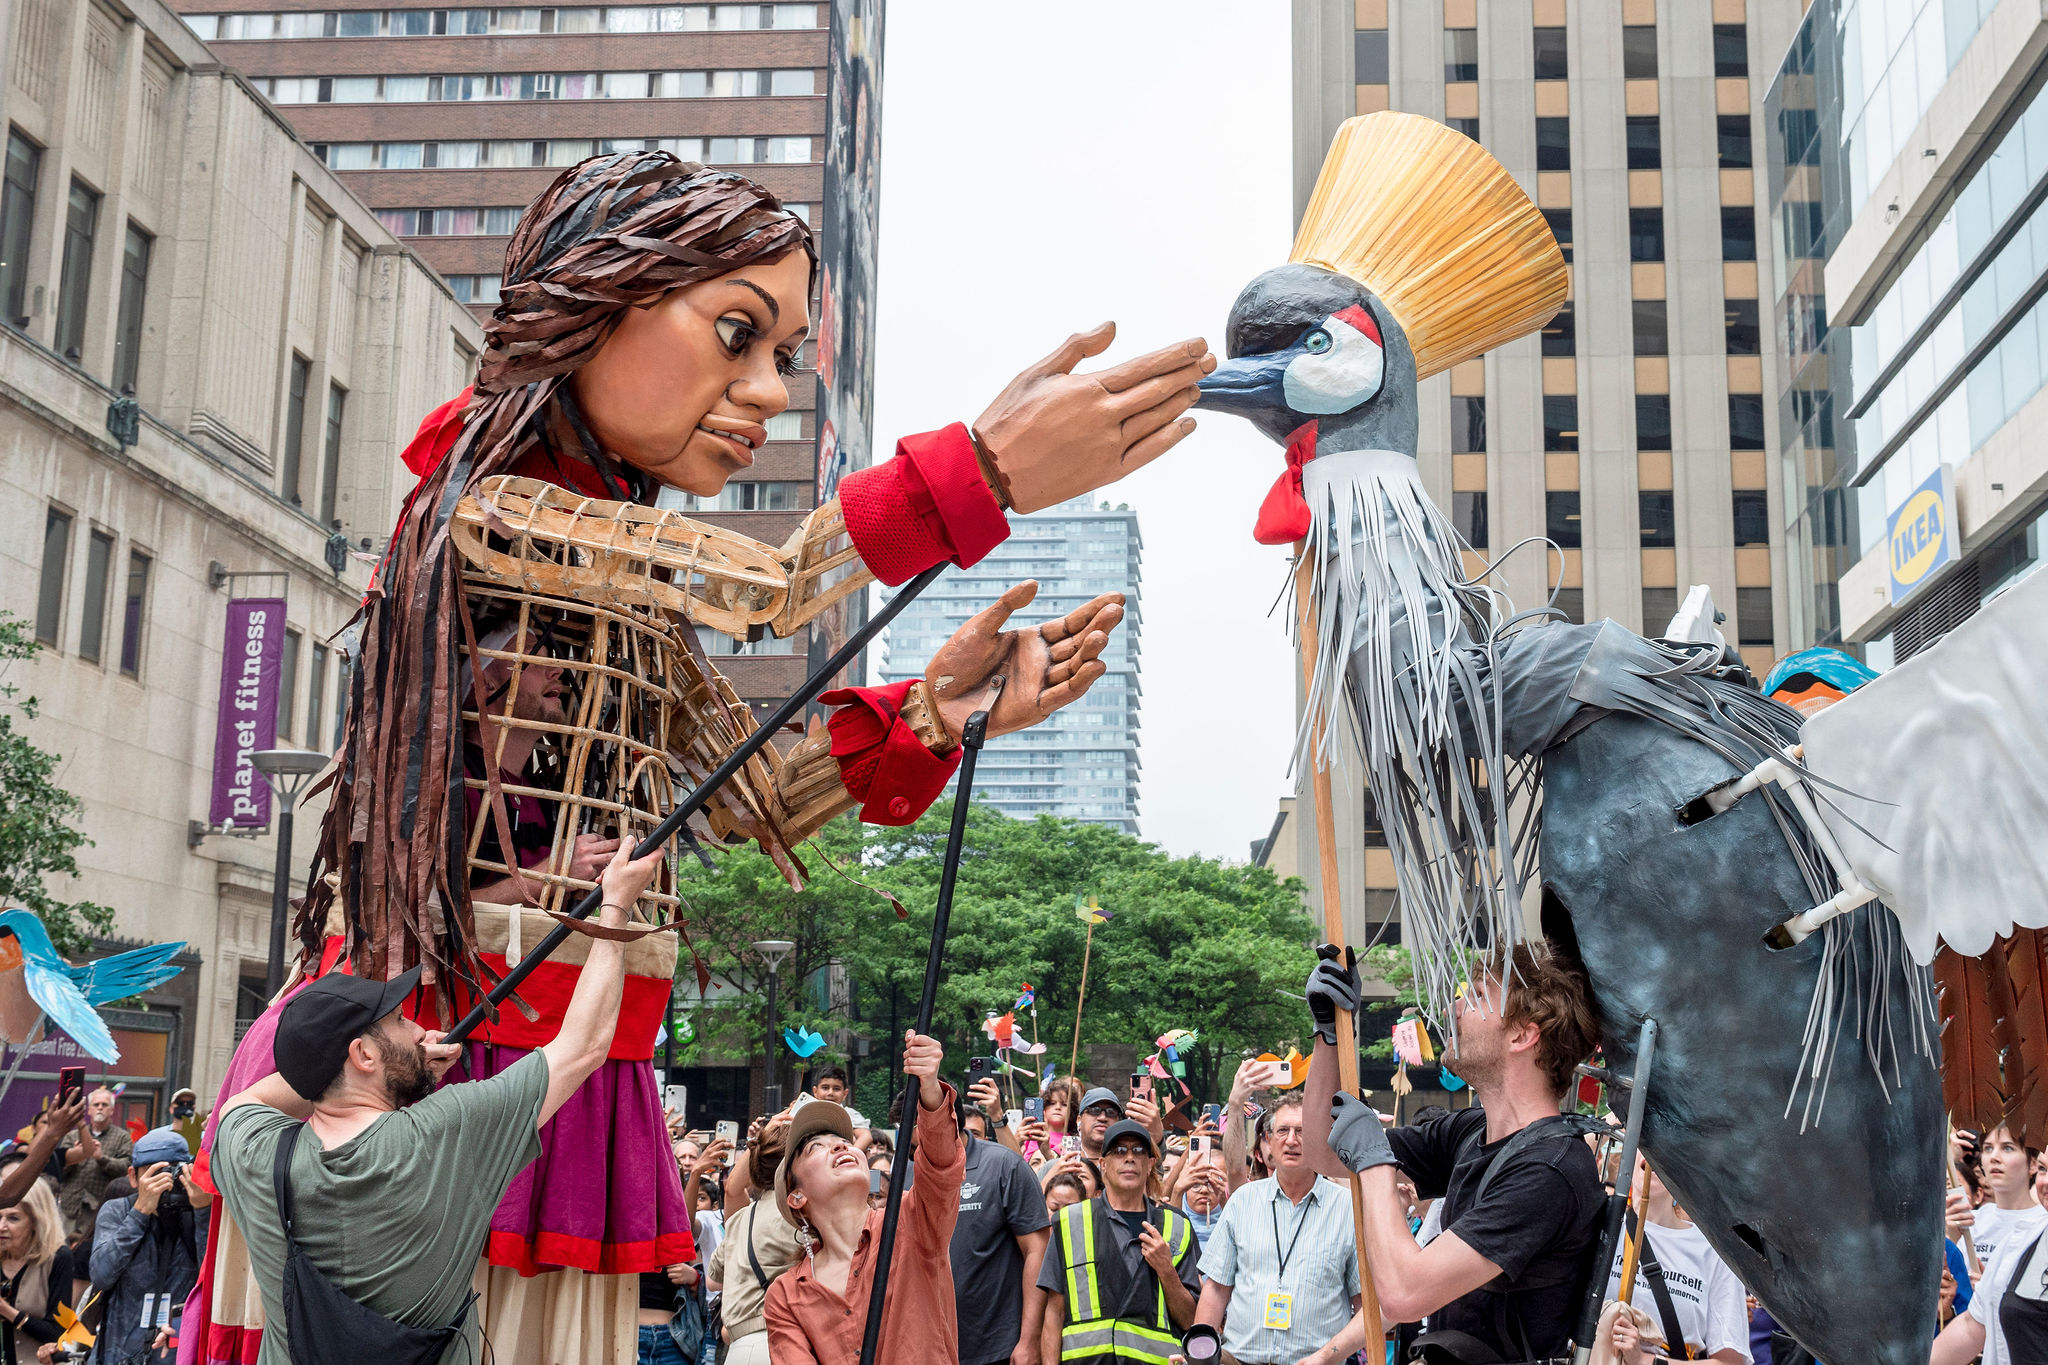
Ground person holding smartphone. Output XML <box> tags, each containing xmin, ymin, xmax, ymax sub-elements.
<box><xmin>89</xmin><ymin>1128</ymin><xmax>212</xmax><ymax>1365</ymax></box>
<box><xmin>950</xmin><ymin>1077</ymin><xmax>1052</xmax><ymax>1365</ymax></box>
<box><xmin>55</xmin><ymin>1088</ymin><xmax>130</xmax><ymax>1241</ymax></box>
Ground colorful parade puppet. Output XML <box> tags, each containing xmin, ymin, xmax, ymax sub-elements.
<box><xmin>1199</xmin><ymin>112</ymin><xmax>1944</xmax><ymax>1364</ymax></box>
<box><xmin>192</xmin><ymin>150</ymin><xmax>1212</xmax><ymax>1365</ymax></box>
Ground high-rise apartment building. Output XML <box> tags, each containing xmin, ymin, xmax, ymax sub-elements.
<box><xmin>880</xmin><ymin>497</ymin><xmax>1143</xmax><ymax>835</ymax></box>
<box><xmin>177</xmin><ymin>1</ymin><xmax>833</xmax><ymax>710</ymax></box>
<box><xmin>1766</xmin><ymin>0</ymin><xmax>2045</xmax><ymax>664</ymax></box>
<box><xmin>1289</xmin><ymin>0</ymin><xmax>1802</xmax><ymax>944</ymax></box>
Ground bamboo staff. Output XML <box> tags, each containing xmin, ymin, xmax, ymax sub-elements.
<box><xmin>1295</xmin><ymin>551</ymin><xmax>1384</xmax><ymax>1346</ymax></box>
<box><xmin>1069</xmin><ymin>915</ymin><xmax>1097</xmax><ymax>1078</ymax></box>
<box><xmin>1616</xmin><ymin>1156</ymin><xmax>1653</xmax><ymax>1304</ymax></box>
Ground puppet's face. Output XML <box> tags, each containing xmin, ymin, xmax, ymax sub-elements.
<box><xmin>571</xmin><ymin>249</ymin><xmax>811</xmax><ymax>496</ymax></box>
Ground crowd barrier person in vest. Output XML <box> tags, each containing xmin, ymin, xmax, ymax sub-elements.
<box><xmin>1301</xmin><ymin>943</ymin><xmax>1605</xmax><ymax>1365</ymax></box>
<box><xmin>1039</xmin><ymin>1119</ymin><xmax>1200</xmax><ymax>1364</ymax></box>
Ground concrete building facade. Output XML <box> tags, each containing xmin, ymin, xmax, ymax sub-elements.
<box><xmin>2</xmin><ymin>0</ymin><xmax>481</xmax><ymax>1107</ymax></box>
<box><xmin>1766</xmin><ymin>0</ymin><xmax>2046</xmax><ymax>662</ymax></box>
<box><xmin>174</xmin><ymin>0</ymin><xmax>831</xmax><ymax>712</ymax></box>
<box><xmin>1288</xmin><ymin>0</ymin><xmax>1803</xmax><ymax>946</ymax></box>
<box><xmin>879</xmin><ymin>497</ymin><xmax>1144</xmax><ymax>835</ymax></box>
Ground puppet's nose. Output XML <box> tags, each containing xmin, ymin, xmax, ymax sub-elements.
<box><xmin>1195</xmin><ymin>352</ymin><xmax>1294</xmax><ymax>419</ymax></box>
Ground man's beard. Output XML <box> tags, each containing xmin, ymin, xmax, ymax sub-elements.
<box><xmin>375</xmin><ymin>1035</ymin><xmax>437</xmax><ymax>1107</ymax></box>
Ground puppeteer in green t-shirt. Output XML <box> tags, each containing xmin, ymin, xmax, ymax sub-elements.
<box><xmin>212</xmin><ymin>1051</ymin><xmax>550</xmax><ymax>1365</ymax></box>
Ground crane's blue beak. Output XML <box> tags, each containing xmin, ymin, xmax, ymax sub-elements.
<box><xmin>1195</xmin><ymin>351</ymin><xmax>1293</xmax><ymax>419</ymax></box>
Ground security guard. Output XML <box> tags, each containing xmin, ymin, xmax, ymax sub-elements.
<box><xmin>1039</xmin><ymin>1119</ymin><xmax>1201</xmax><ymax>1363</ymax></box>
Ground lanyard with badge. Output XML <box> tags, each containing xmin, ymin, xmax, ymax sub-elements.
<box><xmin>1265</xmin><ymin>1193</ymin><xmax>1313</xmax><ymax>1331</ymax></box>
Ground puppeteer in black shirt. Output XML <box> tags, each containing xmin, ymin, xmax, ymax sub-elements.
<box><xmin>1390</xmin><ymin>1106</ymin><xmax>1605</xmax><ymax>1360</ymax></box>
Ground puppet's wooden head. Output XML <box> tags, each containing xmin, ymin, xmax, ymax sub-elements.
<box><xmin>1200</xmin><ymin>112</ymin><xmax>1566</xmax><ymax>461</ymax></box>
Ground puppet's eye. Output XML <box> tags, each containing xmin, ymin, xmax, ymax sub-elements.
<box><xmin>1303</xmin><ymin>329</ymin><xmax>1333</xmax><ymax>354</ymax></box>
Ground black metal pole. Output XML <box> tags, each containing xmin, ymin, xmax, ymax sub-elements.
<box><xmin>763</xmin><ymin>965</ymin><xmax>783</xmax><ymax>1114</ymax></box>
<box><xmin>265</xmin><ymin>802</ymin><xmax>295</xmax><ymax>999</ymax></box>
<box><xmin>1571</xmin><ymin>1017</ymin><xmax>1658</xmax><ymax>1364</ymax></box>
<box><xmin>443</xmin><ymin>563</ymin><xmax>946</xmax><ymax>1046</ymax></box>
<box><xmin>857</xmin><ymin>703</ymin><xmax>991</xmax><ymax>1365</ymax></box>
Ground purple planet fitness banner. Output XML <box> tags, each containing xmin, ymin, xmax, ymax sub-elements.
<box><xmin>208</xmin><ymin>596</ymin><xmax>286</xmax><ymax>828</ymax></box>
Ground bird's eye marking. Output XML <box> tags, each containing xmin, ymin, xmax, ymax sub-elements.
<box><xmin>1303</xmin><ymin>329</ymin><xmax>1333</xmax><ymax>355</ymax></box>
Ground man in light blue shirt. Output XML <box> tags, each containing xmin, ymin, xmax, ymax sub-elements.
<box><xmin>1194</xmin><ymin>1095</ymin><xmax>1362</xmax><ymax>1364</ymax></box>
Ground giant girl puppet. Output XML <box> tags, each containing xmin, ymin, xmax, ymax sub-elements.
<box><xmin>1198</xmin><ymin>113</ymin><xmax>1956</xmax><ymax>1363</ymax></box>
<box><xmin>187</xmin><ymin>151</ymin><xmax>1213</xmax><ymax>1365</ymax></box>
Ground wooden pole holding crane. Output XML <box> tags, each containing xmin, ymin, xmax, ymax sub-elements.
<box><xmin>1295</xmin><ymin>550</ymin><xmax>1385</xmax><ymax>1347</ymax></box>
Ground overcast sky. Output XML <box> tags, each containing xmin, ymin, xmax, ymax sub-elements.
<box><xmin>867</xmin><ymin>2</ymin><xmax>1298</xmax><ymax>861</ymax></box>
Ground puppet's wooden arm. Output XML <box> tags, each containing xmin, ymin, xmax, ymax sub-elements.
<box><xmin>770</xmin><ymin>499</ymin><xmax>874</xmax><ymax>635</ymax></box>
<box><xmin>763</xmin><ymin>678</ymin><xmax>956</xmax><ymax>842</ymax></box>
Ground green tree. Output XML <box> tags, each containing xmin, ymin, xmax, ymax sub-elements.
<box><xmin>0</xmin><ymin>613</ymin><xmax>114</xmax><ymax>954</ymax></box>
<box><xmin>668</xmin><ymin>800</ymin><xmax>1318</xmax><ymax>1110</ymax></box>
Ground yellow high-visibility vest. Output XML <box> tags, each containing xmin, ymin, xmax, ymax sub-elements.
<box><xmin>1055</xmin><ymin>1198</ymin><xmax>1193</xmax><ymax>1365</ymax></box>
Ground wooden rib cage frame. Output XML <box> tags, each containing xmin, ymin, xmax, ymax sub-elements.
<box><xmin>450</xmin><ymin>476</ymin><xmax>857</xmax><ymax>928</ymax></box>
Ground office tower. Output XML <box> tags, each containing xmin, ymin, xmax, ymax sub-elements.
<box><xmin>1767</xmin><ymin>0</ymin><xmax>2046</xmax><ymax>663</ymax></box>
<box><xmin>1288</xmin><ymin>0</ymin><xmax>1802</xmax><ymax>945</ymax></box>
<box><xmin>178</xmin><ymin>1</ymin><xmax>835</xmax><ymax>711</ymax></box>
<box><xmin>880</xmin><ymin>497</ymin><xmax>1143</xmax><ymax>835</ymax></box>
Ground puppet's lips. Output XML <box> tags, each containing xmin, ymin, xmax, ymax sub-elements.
<box><xmin>696</xmin><ymin>424</ymin><xmax>758</xmax><ymax>463</ymax></box>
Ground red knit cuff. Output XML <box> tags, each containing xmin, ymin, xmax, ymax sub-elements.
<box><xmin>839</xmin><ymin>424</ymin><xmax>1009</xmax><ymax>586</ymax></box>
<box><xmin>820</xmin><ymin>681</ymin><xmax>962</xmax><ymax>825</ymax></box>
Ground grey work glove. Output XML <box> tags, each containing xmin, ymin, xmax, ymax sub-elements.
<box><xmin>1305</xmin><ymin>944</ymin><xmax>1360</xmax><ymax>1046</ymax></box>
<box><xmin>1328</xmin><ymin>1091</ymin><xmax>1396</xmax><ymax>1173</ymax></box>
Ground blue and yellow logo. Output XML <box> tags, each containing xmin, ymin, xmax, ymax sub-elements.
<box><xmin>1886</xmin><ymin>466</ymin><xmax>1957</xmax><ymax>605</ymax></box>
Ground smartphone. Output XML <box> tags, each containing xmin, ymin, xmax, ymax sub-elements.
<box><xmin>663</xmin><ymin>1084</ymin><xmax>688</xmax><ymax>1117</ymax></box>
<box><xmin>57</xmin><ymin>1066</ymin><xmax>85</xmax><ymax>1108</ymax></box>
<box><xmin>1191</xmin><ymin>1135</ymin><xmax>1210</xmax><ymax>1158</ymax></box>
<box><xmin>1129</xmin><ymin>1070</ymin><xmax>1151</xmax><ymax>1095</ymax></box>
<box><xmin>868</xmin><ymin>1168</ymin><xmax>884</xmax><ymax>1195</ymax></box>
<box><xmin>1061</xmin><ymin>1134</ymin><xmax>1080</xmax><ymax>1157</ymax></box>
<box><xmin>715</xmin><ymin>1120</ymin><xmax>739</xmax><ymax>1147</ymax></box>
<box><xmin>1203</xmin><ymin>1103</ymin><xmax>1223</xmax><ymax>1128</ymax></box>
<box><xmin>1023</xmin><ymin>1097</ymin><xmax>1044</xmax><ymax>1122</ymax></box>
<box><xmin>968</xmin><ymin>1056</ymin><xmax>998</xmax><ymax>1085</ymax></box>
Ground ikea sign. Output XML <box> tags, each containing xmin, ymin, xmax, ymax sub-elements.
<box><xmin>1887</xmin><ymin>464</ymin><xmax>1958</xmax><ymax>605</ymax></box>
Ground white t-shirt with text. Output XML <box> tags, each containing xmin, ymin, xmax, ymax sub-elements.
<box><xmin>1968</xmin><ymin>1221</ymin><xmax>2048</xmax><ymax>1365</ymax></box>
<box><xmin>1971</xmin><ymin>1201</ymin><xmax>2048</xmax><ymax>1270</ymax></box>
<box><xmin>1604</xmin><ymin>1218</ymin><xmax>1752</xmax><ymax>1363</ymax></box>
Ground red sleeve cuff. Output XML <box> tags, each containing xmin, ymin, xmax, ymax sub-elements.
<box><xmin>819</xmin><ymin>681</ymin><xmax>961</xmax><ymax>825</ymax></box>
<box><xmin>839</xmin><ymin>424</ymin><xmax>1010</xmax><ymax>586</ymax></box>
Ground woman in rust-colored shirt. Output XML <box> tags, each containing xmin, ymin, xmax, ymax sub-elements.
<box><xmin>765</xmin><ymin>1031</ymin><xmax>963</xmax><ymax>1364</ymax></box>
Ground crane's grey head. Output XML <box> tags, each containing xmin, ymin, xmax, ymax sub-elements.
<box><xmin>1196</xmin><ymin>264</ymin><xmax>1419</xmax><ymax>456</ymax></box>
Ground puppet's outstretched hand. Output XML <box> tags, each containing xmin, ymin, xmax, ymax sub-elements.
<box><xmin>925</xmin><ymin>581</ymin><xmax>1123</xmax><ymax>740</ymax></box>
<box><xmin>973</xmin><ymin>324</ymin><xmax>1214</xmax><ymax>514</ymax></box>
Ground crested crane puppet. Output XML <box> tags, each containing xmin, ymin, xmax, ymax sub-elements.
<box><xmin>1195</xmin><ymin>111</ymin><xmax>2001</xmax><ymax>1365</ymax></box>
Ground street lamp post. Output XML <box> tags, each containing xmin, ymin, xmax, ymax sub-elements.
<box><xmin>754</xmin><ymin>939</ymin><xmax>795</xmax><ymax>1113</ymax></box>
<box><xmin>251</xmin><ymin>749</ymin><xmax>331</xmax><ymax>999</ymax></box>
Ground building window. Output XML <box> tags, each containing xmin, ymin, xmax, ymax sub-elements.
<box><xmin>1717</xmin><ymin>115</ymin><xmax>1752</xmax><ymax>169</ymax></box>
<box><xmin>446</xmin><ymin>274</ymin><xmax>502</xmax><ymax>304</ymax></box>
<box><xmin>1452</xmin><ymin>490</ymin><xmax>1488</xmax><ymax>547</ymax></box>
<box><xmin>1639</xmin><ymin>490</ymin><xmax>1676</xmax><ymax>547</ymax></box>
<box><xmin>1542</xmin><ymin>208</ymin><xmax>1572</xmax><ymax>263</ymax></box>
<box><xmin>1444</xmin><ymin>27</ymin><xmax>1478</xmax><ymax>82</ymax></box>
<box><xmin>1629</xmin><ymin>208</ymin><xmax>1664</xmax><ymax>262</ymax></box>
<box><xmin>55</xmin><ymin>180</ymin><xmax>99</xmax><ymax>362</ymax></box>
<box><xmin>1543</xmin><ymin>396</ymin><xmax>1578</xmax><ymax>452</ymax></box>
<box><xmin>1536</xmin><ymin>118</ymin><xmax>1571</xmax><ymax>171</ymax></box>
<box><xmin>77</xmin><ymin>529</ymin><xmax>113</xmax><ymax>663</ymax></box>
<box><xmin>279</xmin><ymin>628</ymin><xmax>301</xmax><ymax>739</ymax></box>
<box><xmin>1642</xmin><ymin>587</ymin><xmax>1678</xmax><ymax>634</ymax></box>
<box><xmin>1622</xmin><ymin>25</ymin><xmax>1657</xmax><ymax>79</ymax></box>
<box><xmin>1543</xmin><ymin>300</ymin><xmax>1575</xmax><ymax>356</ymax></box>
<box><xmin>1632</xmin><ymin>299</ymin><xmax>1667</xmax><ymax>356</ymax></box>
<box><xmin>764</xmin><ymin>411</ymin><xmax>802</xmax><ymax>440</ymax></box>
<box><xmin>309</xmin><ymin>642</ymin><xmax>329</xmax><ymax>752</ymax></box>
<box><xmin>1355</xmin><ymin>29</ymin><xmax>1389</xmax><ymax>84</ymax></box>
<box><xmin>1736</xmin><ymin>586</ymin><xmax>1774</xmax><ymax>646</ymax></box>
<box><xmin>1451</xmin><ymin>395</ymin><xmax>1486</xmax><ymax>452</ymax></box>
<box><xmin>334</xmin><ymin>653</ymin><xmax>353</xmax><ymax>750</ymax></box>
<box><xmin>1721</xmin><ymin>206</ymin><xmax>1756</xmax><ymax>261</ymax></box>
<box><xmin>1713</xmin><ymin>24</ymin><xmax>1748</xmax><ymax>78</ymax></box>
<box><xmin>1533</xmin><ymin>27</ymin><xmax>1568</xmax><ymax>80</ymax></box>
<box><xmin>282</xmin><ymin>354</ymin><xmax>310</xmax><ymax>505</ymax></box>
<box><xmin>36</xmin><ymin>508</ymin><xmax>70</xmax><ymax>646</ymax></box>
<box><xmin>113</xmin><ymin>224</ymin><xmax>151</xmax><ymax>394</ymax></box>
<box><xmin>1725</xmin><ymin>298</ymin><xmax>1760</xmax><ymax>355</ymax></box>
<box><xmin>1550</xmin><ymin>587</ymin><xmax>1584</xmax><ymax>624</ymax></box>
<box><xmin>1636</xmin><ymin>394</ymin><xmax>1672</xmax><ymax>451</ymax></box>
<box><xmin>0</xmin><ymin>132</ymin><xmax>39</xmax><ymax>327</ymax></box>
<box><xmin>1728</xmin><ymin>393</ymin><xmax>1767</xmax><ymax>449</ymax></box>
<box><xmin>119</xmin><ymin>550</ymin><xmax>149</xmax><ymax>677</ymax></box>
<box><xmin>1732</xmin><ymin>490</ymin><xmax>1769</xmax><ymax>546</ymax></box>
<box><xmin>1448</xmin><ymin>117</ymin><xmax>1481</xmax><ymax>141</ymax></box>
<box><xmin>1545</xmin><ymin>490</ymin><xmax>1582</xmax><ymax>548</ymax></box>
<box><xmin>319</xmin><ymin>384</ymin><xmax>346</xmax><ymax>525</ymax></box>
<box><xmin>1626</xmin><ymin>116</ymin><xmax>1660</xmax><ymax>170</ymax></box>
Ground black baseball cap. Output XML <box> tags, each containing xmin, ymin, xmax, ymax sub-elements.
<box><xmin>274</xmin><ymin>967</ymin><xmax>423</xmax><ymax>1101</ymax></box>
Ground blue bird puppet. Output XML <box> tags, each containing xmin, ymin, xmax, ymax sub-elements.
<box><xmin>0</xmin><ymin>909</ymin><xmax>186</xmax><ymax>1065</ymax></box>
<box><xmin>782</xmin><ymin>1026</ymin><xmax>826</xmax><ymax>1059</ymax></box>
